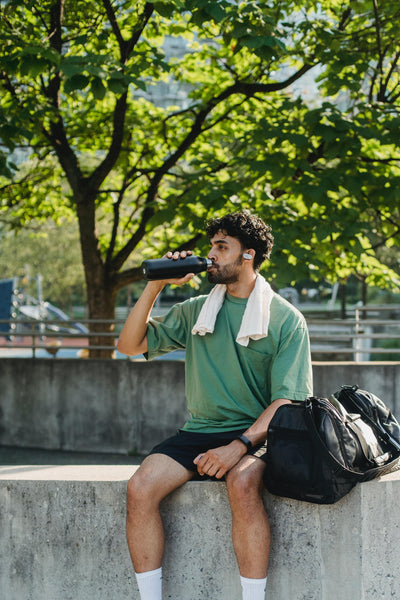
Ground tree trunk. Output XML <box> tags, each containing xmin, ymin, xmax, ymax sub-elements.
<box><xmin>339</xmin><ymin>282</ymin><xmax>347</xmax><ymax>320</ymax></box>
<box><xmin>76</xmin><ymin>198</ymin><xmax>117</xmax><ymax>358</ymax></box>
<box><xmin>86</xmin><ymin>276</ymin><xmax>117</xmax><ymax>359</ymax></box>
<box><xmin>361</xmin><ymin>277</ymin><xmax>368</xmax><ymax>320</ymax></box>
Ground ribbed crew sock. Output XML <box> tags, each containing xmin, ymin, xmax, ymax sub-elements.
<box><xmin>240</xmin><ymin>575</ymin><xmax>268</xmax><ymax>600</ymax></box>
<box><xmin>135</xmin><ymin>567</ymin><xmax>162</xmax><ymax>600</ymax></box>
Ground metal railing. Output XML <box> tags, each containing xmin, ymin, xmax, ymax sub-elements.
<box><xmin>0</xmin><ymin>318</ymin><xmax>124</xmax><ymax>358</ymax></box>
<box><xmin>307</xmin><ymin>306</ymin><xmax>400</xmax><ymax>361</ymax></box>
<box><xmin>1</xmin><ymin>305</ymin><xmax>400</xmax><ymax>360</ymax></box>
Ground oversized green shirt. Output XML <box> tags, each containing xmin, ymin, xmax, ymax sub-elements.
<box><xmin>146</xmin><ymin>292</ymin><xmax>313</xmax><ymax>432</ymax></box>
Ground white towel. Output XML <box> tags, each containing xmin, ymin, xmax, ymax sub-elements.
<box><xmin>191</xmin><ymin>274</ymin><xmax>274</xmax><ymax>347</ymax></box>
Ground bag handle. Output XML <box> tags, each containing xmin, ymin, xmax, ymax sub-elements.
<box><xmin>303</xmin><ymin>398</ymin><xmax>369</xmax><ymax>482</ymax></box>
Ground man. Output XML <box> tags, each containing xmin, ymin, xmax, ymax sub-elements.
<box><xmin>117</xmin><ymin>210</ymin><xmax>313</xmax><ymax>600</ymax></box>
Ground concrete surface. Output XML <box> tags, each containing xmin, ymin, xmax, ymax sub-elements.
<box><xmin>0</xmin><ymin>358</ymin><xmax>188</xmax><ymax>455</ymax></box>
<box><xmin>0</xmin><ymin>445</ymin><xmax>144</xmax><ymax>465</ymax></box>
<box><xmin>1</xmin><ymin>359</ymin><xmax>400</xmax><ymax>456</ymax></box>
<box><xmin>0</xmin><ymin>466</ymin><xmax>399</xmax><ymax>600</ymax></box>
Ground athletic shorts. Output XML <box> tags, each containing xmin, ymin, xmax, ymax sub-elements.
<box><xmin>148</xmin><ymin>429</ymin><xmax>268</xmax><ymax>480</ymax></box>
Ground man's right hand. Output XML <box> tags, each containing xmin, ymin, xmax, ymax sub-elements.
<box><xmin>155</xmin><ymin>250</ymin><xmax>195</xmax><ymax>286</ymax></box>
<box><xmin>116</xmin><ymin>250</ymin><xmax>195</xmax><ymax>356</ymax></box>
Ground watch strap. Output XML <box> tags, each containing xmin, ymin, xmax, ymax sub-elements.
<box><xmin>237</xmin><ymin>434</ymin><xmax>252</xmax><ymax>451</ymax></box>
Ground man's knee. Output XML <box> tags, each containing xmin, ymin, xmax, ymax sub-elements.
<box><xmin>127</xmin><ymin>454</ymin><xmax>193</xmax><ymax>511</ymax></box>
<box><xmin>127</xmin><ymin>467</ymin><xmax>157</xmax><ymax>510</ymax></box>
<box><xmin>226</xmin><ymin>460</ymin><xmax>265</xmax><ymax>505</ymax></box>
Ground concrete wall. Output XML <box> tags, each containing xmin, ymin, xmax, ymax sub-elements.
<box><xmin>0</xmin><ymin>465</ymin><xmax>399</xmax><ymax>600</ymax></box>
<box><xmin>0</xmin><ymin>359</ymin><xmax>188</xmax><ymax>455</ymax></box>
<box><xmin>1</xmin><ymin>358</ymin><xmax>400</xmax><ymax>455</ymax></box>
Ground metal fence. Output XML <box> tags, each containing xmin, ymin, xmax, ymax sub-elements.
<box><xmin>1</xmin><ymin>305</ymin><xmax>400</xmax><ymax>361</ymax></box>
<box><xmin>0</xmin><ymin>318</ymin><xmax>124</xmax><ymax>358</ymax></box>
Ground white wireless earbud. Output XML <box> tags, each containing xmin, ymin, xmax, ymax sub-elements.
<box><xmin>243</xmin><ymin>253</ymin><xmax>252</xmax><ymax>260</ymax></box>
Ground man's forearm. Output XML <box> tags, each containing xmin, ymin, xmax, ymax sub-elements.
<box><xmin>242</xmin><ymin>398</ymin><xmax>292</xmax><ymax>447</ymax></box>
<box><xmin>117</xmin><ymin>253</ymin><xmax>196</xmax><ymax>356</ymax></box>
<box><xmin>193</xmin><ymin>399</ymin><xmax>292</xmax><ymax>478</ymax></box>
<box><xmin>116</xmin><ymin>281</ymin><xmax>164</xmax><ymax>356</ymax></box>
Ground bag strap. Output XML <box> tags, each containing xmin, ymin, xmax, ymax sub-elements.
<box><xmin>303</xmin><ymin>398</ymin><xmax>369</xmax><ymax>481</ymax></box>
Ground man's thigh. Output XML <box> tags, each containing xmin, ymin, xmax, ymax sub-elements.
<box><xmin>129</xmin><ymin>453</ymin><xmax>195</xmax><ymax>502</ymax></box>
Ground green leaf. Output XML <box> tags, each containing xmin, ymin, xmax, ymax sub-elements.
<box><xmin>61</xmin><ymin>57</ymin><xmax>86</xmax><ymax>78</ymax></box>
<box><xmin>153</xmin><ymin>2</ymin><xmax>175</xmax><ymax>17</ymax></box>
<box><xmin>206</xmin><ymin>3</ymin><xmax>226</xmax><ymax>22</ymax></box>
<box><xmin>64</xmin><ymin>74</ymin><xmax>90</xmax><ymax>93</ymax></box>
<box><xmin>90</xmin><ymin>77</ymin><xmax>106</xmax><ymax>100</ymax></box>
<box><xmin>108</xmin><ymin>78</ymin><xmax>126</xmax><ymax>94</ymax></box>
<box><xmin>20</xmin><ymin>56</ymin><xmax>48</xmax><ymax>77</ymax></box>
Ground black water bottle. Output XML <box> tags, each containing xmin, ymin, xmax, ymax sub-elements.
<box><xmin>141</xmin><ymin>256</ymin><xmax>212</xmax><ymax>280</ymax></box>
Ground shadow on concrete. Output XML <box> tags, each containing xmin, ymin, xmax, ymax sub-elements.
<box><xmin>0</xmin><ymin>445</ymin><xmax>145</xmax><ymax>466</ymax></box>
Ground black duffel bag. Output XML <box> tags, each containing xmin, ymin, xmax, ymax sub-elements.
<box><xmin>264</xmin><ymin>385</ymin><xmax>400</xmax><ymax>504</ymax></box>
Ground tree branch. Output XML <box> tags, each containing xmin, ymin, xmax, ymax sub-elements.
<box><xmin>39</xmin><ymin>0</ymin><xmax>84</xmax><ymax>195</ymax></box>
<box><xmin>85</xmin><ymin>3</ymin><xmax>154</xmax><ymax>193</ymax></box>
<box><xmin>385</xmin><ymin>49</ymin><xmax>400</xmax><ymax>103</ymax></box>
<box><xmin>372</xmin><ymin>0</ymin><xmax>384</xmax><ymax>75</ymax></box>
<box><xmin>101</xmin><ymin>0</ymin><xmax>126</xmax><ymax>52</ymax></box>
<box><xmin>359</xmin><ymin>155</ymin><xmax>400</xmax><ymax>164</ymax></box>
<box><xmin>101</xmin><ymin>0</ymin><xmax>154</xmax><ymax>63</ymax></box>
<box><xmin>106</xmin><ymin>191</ymin><xmax>124</xmax><ymax>266</ymax></box>
<box><xmin>109</xmin><ymin>61</ymin><xmax>316</xmax><ymax>272</ymax></box>
<box><xmin>112</xmin><ymin>233</ymin><xmax>204</xmax><ymax>290</ymax></box>
<box><xmin>369</xmin><ymin>208</ymin><xmax>400</xmax><ymax>251</ymax></box>
<box><xmin>110</xmin><ymin>203</ymin><xmax>156</xmax><ymax>273</ymax></box>
<box><xmin>86</xmin><ymin>92</ymin><xmax>129</xmax><ymax>193</ymax></box>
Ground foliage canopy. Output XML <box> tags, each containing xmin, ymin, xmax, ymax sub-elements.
<box><xmin>0</xmin><ymin>0</ymin><xmax>399</xmax><ymax>338</ymax></box>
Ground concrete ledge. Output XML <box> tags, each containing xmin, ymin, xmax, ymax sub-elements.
<box><xmin>1</xmin><ymin>466</ymin><xmax>399</xmax><ymax>600</ymax></box>
<box><xmin>1</xmin><ymin>359</ymin><xmax>400</xmax><ymax>456</ymax></box>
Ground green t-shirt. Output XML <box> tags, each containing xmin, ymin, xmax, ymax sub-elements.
<box><xmin>146</xmin><ymin>292</ymin><xmax>313</xmax><ymax>432</ymax></box>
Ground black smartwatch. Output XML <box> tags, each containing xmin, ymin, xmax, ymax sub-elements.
<box><xmin>236</xmin><ymin>434</ymin><xmax>253</xmax><ymax>452</ymax></box>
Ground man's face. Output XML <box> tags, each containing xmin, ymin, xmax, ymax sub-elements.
<box><xmin>207</xmin><ymin>232</ymin><xmax>244</xmax><ymax>284</ymax></box>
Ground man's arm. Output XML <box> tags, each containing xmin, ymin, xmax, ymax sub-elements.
<box><xmin>193</xmin><ymin>398</ymin><xmax>291</xmax><ymax>479</ymax></box>
<box><xmin>239</xmin><ymin>398</ymin><xmax>292</xmax><ymax>446</ymax></box>
<box><xmin>116</xmin><ymin>280</ymin><xmax>165</xmax><ymax>356</ymax></box>
<box><xmin>117</xmin><ymin>251</ymin><xmax>194</xmax><ymax>356</ymax></box>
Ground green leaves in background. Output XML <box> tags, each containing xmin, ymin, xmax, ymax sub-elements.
<box><xmin>0</xmin><ymin>0</ymin><xmax>399</xmax><ymax>316</ymax></box>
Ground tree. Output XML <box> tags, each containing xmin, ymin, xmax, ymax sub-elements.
<box><xmin>0</xmin><ymin>0</ymin><xmax>399</xmax><ymax>355</ymax></box>
<box><xmin>0</xmin><ymin>219</ymin><xmax>86</xmax><ymax>310</ymax></box>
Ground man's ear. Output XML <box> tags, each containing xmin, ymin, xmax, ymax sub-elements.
<box><xmin>243</xmin><ymin>249</ymin><xmax>255</xmax><ymax>260</ymax></box>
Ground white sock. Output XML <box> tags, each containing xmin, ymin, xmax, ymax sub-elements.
<box><xmin>135</xmin><ymin>567</ymin><xmax>162</xmax><ymax>600</ymax></box>
<box><xmin>240</xmin><ymin>575</ymin><xmax>267</xmax><ymax>600</ymax></box>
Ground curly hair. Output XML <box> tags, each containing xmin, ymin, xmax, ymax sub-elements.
<box><xmin>205</xmin><ymin>210</ymin><xmax>274</xmax><ymax>271</ymax></box>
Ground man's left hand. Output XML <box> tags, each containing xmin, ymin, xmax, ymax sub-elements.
<box><xmin>193</xmin><ymin>441</ymin><xmax>247</xmax><ymax>479</ymax></box>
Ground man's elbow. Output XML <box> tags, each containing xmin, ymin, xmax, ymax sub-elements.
<box><xmin>116</xmin><ymin>337</ymin><xmax>147</xmax><ymax>356</ymax></box>
<box><xmin>116</xmin><ymin>338</ymin><xmax>129</xmax><ymax>355</ymax></box>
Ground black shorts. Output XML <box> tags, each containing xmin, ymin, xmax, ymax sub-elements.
<box><xmin>148</xmin><ymin>429</ymin><xmax>268</xmax><ymax>480</ymax></box>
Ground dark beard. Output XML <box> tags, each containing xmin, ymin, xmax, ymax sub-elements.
<box><xmin>207</xmin><ymin>255</ymin><xmax>243</xmax><ymax>284</ymax></box>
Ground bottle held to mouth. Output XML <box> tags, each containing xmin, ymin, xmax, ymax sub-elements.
<box><xmin>141</xmin><ymin>256</ymin><xmax>212</xmax><ymax>281</ymax></box>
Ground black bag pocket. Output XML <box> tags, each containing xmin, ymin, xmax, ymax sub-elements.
<box><xmin>265</xmin><ymin>402</ymin><xmax>356</xmax><ymax>504</ymax></box>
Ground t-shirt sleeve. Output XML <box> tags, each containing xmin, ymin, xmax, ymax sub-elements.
<box><xmin>145</xmin><ymin>303</ymin><xmax>189</xmax><ymax>360</ymax></box>
<box><xmin>270</xmin><ymin>323</ymin><xmax>313</xmax><ymax>402</ymax></box>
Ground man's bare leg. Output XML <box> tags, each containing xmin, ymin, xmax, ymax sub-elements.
<box><xmin>126</xmin><ymin>453</ymin><xmax>194</xmax><ymax>573</ymax></box>
<box><xmin>226</xmin><ymin>456</ymin><xmax>270</xmax><ymax>578</ymax></box>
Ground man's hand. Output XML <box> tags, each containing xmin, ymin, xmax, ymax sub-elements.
<box><xmin>158</xmin><ymin>250</ymin><xmax>195</xmax><ymax>286</ymax></box>
<box><xmin>193</xmin><ymin>440</ymin><xmax>248</xmax><ymax>479</ymax></box>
